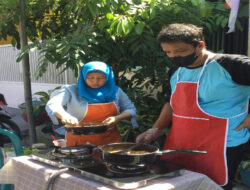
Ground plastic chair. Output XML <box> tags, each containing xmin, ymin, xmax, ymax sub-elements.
<box><xmin>0</xmin><ymin>128</ymin><xmax>24</xmax><ymax>190</ymax></box>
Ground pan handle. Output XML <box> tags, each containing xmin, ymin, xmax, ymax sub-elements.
<box><xmin>156</xmin><ymin>149</ymin><xmax>207</xmax><ymax>156</ymax></box>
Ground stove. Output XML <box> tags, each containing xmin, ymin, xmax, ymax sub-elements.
<box><xmin>32</xmin><ymin>146</ymin><xmax>183</xmax><ymax>189</ymax></box>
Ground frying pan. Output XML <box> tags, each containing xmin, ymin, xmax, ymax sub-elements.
<box><xmin>64</xmin><ymin>123</ymin><xmax>108</xmax><ymax>135</ymax></box>
<box><xmin>100</xmin><ymin>142</ymin><xmax>207</xmax><ymax>166</ymax></box>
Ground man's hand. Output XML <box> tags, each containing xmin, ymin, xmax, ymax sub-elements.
<box><xmin>136</xmin><ymin>128</ymin><xmax>164</xmax><ymax>144</ymax></box>
<box><xmin>235</xmin><ymin>114</ymin><xmax>250</xmax><ymax>131</ymax></box>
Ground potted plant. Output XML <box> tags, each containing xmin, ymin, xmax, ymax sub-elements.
<box><xmin>18</xmin><ymin>86</ymin><xmax>61</xmax><ymax>126</ymax></box>
<box><xmin>239</xmin><ymin>160</ymin><xmax>250</xmax><ymax>187</ymax></box>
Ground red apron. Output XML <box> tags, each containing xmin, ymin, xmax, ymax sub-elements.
<box><xmin>66</xmin><ymin>102</ymin><xmax>121</xmax><ymax>146</ymax></box>
<box><xmin>162</xmin><ymin>59</ymin><xmax>228</xmax><ymax>185</ymax></box>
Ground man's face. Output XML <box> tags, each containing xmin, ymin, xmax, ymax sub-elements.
<box><xmin>161</xmin><ymin>41</ymin><xmax>196</xmax><ymax>58</ymax></box>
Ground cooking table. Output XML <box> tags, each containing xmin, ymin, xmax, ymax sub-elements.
<box><xmin>0</xmin><ymin>156</ymin><xmax>222</xmax><ymax>190</ymax></box>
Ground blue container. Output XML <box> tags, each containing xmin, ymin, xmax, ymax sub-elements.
<box><xmin>240</xmin><ymin>170</ymin><xmax>250</xmax><ymax>187</ymax></box>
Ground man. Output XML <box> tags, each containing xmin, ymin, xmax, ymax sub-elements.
<box><xmin>136</xmin><ymin>23</ymin><xmax>250</xmax><ymax>190</ymax></box>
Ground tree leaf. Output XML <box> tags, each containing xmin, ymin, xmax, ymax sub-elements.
<box><xmin>126</xmin><ymin>0</ymin><xmax>133</xmax><ymax>4</ymax></box>
<box><xmin>132</xmin><ymin>0</ymin><xmax>141</xmax><ymax>5</ymax></box>
<box><xmin>45</xmin><ymin>53</ymin><xmax>56</xmax><ymax>63</ymax></box>
<box><xmin>216</xmin><ymin>15</ymin><xmax>225</xmax><ymax>27</ymax></box>
<box><xmin>149</xmin><ymin>7</ymin><xmax>156</xmax><ymax>19</ymax></box>
<box><xmin>87</xmin><ymin>3</ymin><xmax>97</xmax><ymax>18</ymax></box>
<box><xmin>121</xmin><ymin>17</ymin><xmax>133</xmax><ymax>35</ymax></box>
<box><xmin>110</xmin><ymin>17</ymin><xmax>120</xmax><ymax>33</ymax></box>
<box><xmin>116</xmin><ymin>20</ymin><xmax>123</xmax><ymax>35</ymax></box>
<box><xmin>135</xmin><ymin>22</ymin><xmax>145</xmax><ymax>35</ymax></box>
<box><xmin>16</xmin><ymin>46</ymin><xmax>32</xmax><ymax>62</ymax></box>
<box><xmin>149</xmin><ymin>0</ymin><xmax>156</xmax><ymax>7</ymax></box>
<box><xmin>106</xmin><ymin>13</ymin><xmax>114</xmax><ymax>20</ymax></box>
<box><xmin>221</xmin><ymin>17</ymin><xmax>228</xmax><ymax>28</ymax></box>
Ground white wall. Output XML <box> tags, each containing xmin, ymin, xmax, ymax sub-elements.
<box><xmin>0</xmin><ymin>81</ymin><xmax>63</xmax><ymax>108</ymax></box>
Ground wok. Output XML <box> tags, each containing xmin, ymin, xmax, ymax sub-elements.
<box><xmin>100</xmin><ymin>142</ymin><xmax>207</xmax><ymax>166</ymax></box>
<box><xmin>64</xmin><ymin>123</ymin><xmax>108</xmax><ymax>135</ymax></box>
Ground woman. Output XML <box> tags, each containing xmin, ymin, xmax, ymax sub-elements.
<box><xmin>46</xmin><ymin>61</ymin><xmax>137</xmax><ymax>146</ymax></box>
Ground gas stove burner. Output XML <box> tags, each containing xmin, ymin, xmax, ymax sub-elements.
<box><xmin>58</xmin><ymin>146</ymin><xmax>91</xmax><ymax>155</ymax></box>
<box><xmin>51</xmin><ymin>145</ymin><xmax>95</xmax><ymax>162</ymax></box>
<box><xmin>107</xmin><ymin>164</ymin><xmax>149</xmax><ymax>175</ymax></box>
<box><xmin>51</xmin><ymin>151</ymin><xmax>93</xmax><ymax>159</ymax></box>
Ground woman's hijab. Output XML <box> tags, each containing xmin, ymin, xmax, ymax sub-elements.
<box><xmin>77</xmin><ymin>61</ymin><xmax>118</xmax><ymax>103</ymax></box>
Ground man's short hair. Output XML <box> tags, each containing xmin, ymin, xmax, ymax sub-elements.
<box><xmin>157</xmin><ymin>23</ymin><xmax>204</xmax><ymax>46</ymax></box>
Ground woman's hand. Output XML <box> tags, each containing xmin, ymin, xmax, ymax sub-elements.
<box><xmin>103</xmin><ymin>116</ymin><xmax>118</xmax><ymax>127</ymax></box>
<box><xmin>55</xmin><ymin>112</ymin><xmax>79</xmax><ymax>125</ymax></box>
<box><xmin>103</xmin><ymin>112</ymin><xmax>132</xmax><ymax>127</ymax></box>
<box><xmin>61</xmin><ymin>115</ymin><xmax>79</xmax><ymax>125</ymax></box>
<box><xmin>235</xmin><ymin>114</ymin><xmax>250</xmax><ymax>131</ymax></box>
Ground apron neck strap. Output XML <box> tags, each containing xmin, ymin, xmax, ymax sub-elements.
<box><xmin>197</xmin><ymin>56</ymin><xmax>210</xmax><ymax>81</ymax></box>
<box><xmin>177</xmin><ymin>55</ymin><xmax>211</xmax><ymax>82</ymax></box>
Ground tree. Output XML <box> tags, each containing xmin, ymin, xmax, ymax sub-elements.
<box><xmin>18</xmin><ymin>0</ymin><xmax>37</xmax><ymax>144</ymax></box>
<box><xmin>0</xmin><ymin>0</ymin><xmax>231</xmax><ymax>143</ymax></box>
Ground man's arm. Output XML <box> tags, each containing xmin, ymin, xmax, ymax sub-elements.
<box><xmin>136</xmin><ymin>102</ymin><xmax>173</xmax><ymax>144</ymax></box>
<box><xmin>152</xmin><ymin>102</ymin><xmax>173</xmax><ymax>130</ymax></box>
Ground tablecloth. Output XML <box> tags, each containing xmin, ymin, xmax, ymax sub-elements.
<box><xmin>0</xmin><ymin>156</ymin><xmax>223</xmax><ymax>190</ymax></box>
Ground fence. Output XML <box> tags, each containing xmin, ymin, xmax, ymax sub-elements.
<box><xmin>0</xmin><ymin>44</ymin><xmax>77</xmax><ymax>84</ymax></box>
<box><xmin>0</xmin><ymin>44</ymin><xmax>77</xmax><ymax>107</ymax></box>
<box><xmin>206</xmin><ymin>17</ymin><xmax>249</xmax><ymax>56</ymax></box>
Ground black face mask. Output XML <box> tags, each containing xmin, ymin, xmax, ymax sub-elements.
<box><xmin>170</xmin><ymin>52</ymin><xmax>198</xmax><ymax>67</ymax></box>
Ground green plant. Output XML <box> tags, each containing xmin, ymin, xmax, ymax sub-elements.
<box><xmin>239</xmin><ymin>159</ymin><xmax>250</xmax><ymax>187</ymax></box>
<box><xmin>4</xmin><ymin>148</ymin><xmax>38</xmax><ymax>155</ymax></box>
<box><xmin>18</xmin><ymin>86</ymin><xmax>62</xmax><ymax>125</ymax></box>
<box><xmin>3</xmin><ymin>148</ymin><xmax>14</xmax><ymax>152</ymax></box>
<box><xmin>33</xmin><ymin>86</ymin><xmax>62</xmax><ymax>124</ymax></box>
<box><xmin>34</xmin><ymin>86</ymin><xmax>61</xmax><ymax>104</ymax></box>
<box><xmin>239</xmin><ymin>160</ymin><xmax>250</xmax><ymax>171</ymax></box>
<box><xmin>23</xmin><ymin>148</ymin><xmax>39</xmax><ymax>155</ymax></box>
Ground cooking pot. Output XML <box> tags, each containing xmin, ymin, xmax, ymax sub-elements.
<box><xmin>100</xmin><ymin>142</ymin><xmax>207</xmax><ymax>166</ymax></box>
<box><xmin>64</xmin><ymin>123</ymin><xmax>108</xmax><ymax>135</ymax></box>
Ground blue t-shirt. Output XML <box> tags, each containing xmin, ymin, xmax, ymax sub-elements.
<box><xmin>167</xmin><ymin>54</ymin><xmax>250</xmax><ymax>147</ymax></box>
